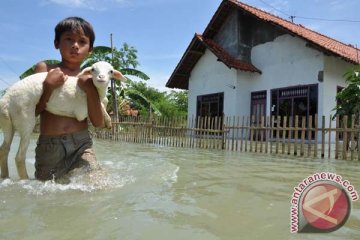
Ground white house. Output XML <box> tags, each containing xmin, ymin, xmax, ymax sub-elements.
<box><xmin>166</xmin><ymin>0</ymin><xmax>360</xmax><ymax>132</ymax></box>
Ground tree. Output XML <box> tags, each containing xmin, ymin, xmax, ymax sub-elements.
<box><xmin>81</xmin><ymin>44</ymin><xmax>150</xmax><ymax>119</ymax></box>
<box><xmin>167</xmin><ymin>90</ymin><xmax>188</xmax><ymax>115</ymax></box>
<box><xmin>19</xmin><ymin>43</ymin><xmax>153</xmax><ymax>119</ymax></box>
<box><xmin>333</xmin><ymin>68</ymin><xmax>360</xmax><ymax>120</ymax></box>
<box><xmin>127</xmin><ymin>81</ymin><xmax>188</xmax><ymax>118</ymax></box>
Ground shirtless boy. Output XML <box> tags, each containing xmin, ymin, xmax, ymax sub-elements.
<box><xmin>34</xmin><ymin>16</ymin><xmax>104</xmax><ymax>181</ymax></box>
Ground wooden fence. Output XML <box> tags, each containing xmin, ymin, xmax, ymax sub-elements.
<box><xmin>92</xmin><ymin>115</ymin><xmax>360</xmax><ymax>160</ymax></box>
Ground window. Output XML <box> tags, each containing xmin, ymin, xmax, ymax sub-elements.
<box><xmin>197</xmin><ymin>92</ymin><xmax>224</xmax><ymax>117</ymax></box>
<box><xmin>271</xmin><ymin>84</ymin><xmax>318</xmax><ymax>138</ymax></box>
<box><xmin>271</xmin><ymin>84</ymin><xmax>318</xmax><ymax>119</ymax></box>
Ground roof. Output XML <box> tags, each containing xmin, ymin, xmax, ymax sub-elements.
<box><xmin>166</xmin><ymin>0</ymin><xmax>360</xmax><ymax>89</ymax></box>
<box><xmin>166</xmin><ymin>33</ymin><xmax>261</xmax><ymax>90</ymax></box>
<box><xmin>197</xmin><ymin>34</ymin><xmax>261</xmax><ymax>73</ymax></box>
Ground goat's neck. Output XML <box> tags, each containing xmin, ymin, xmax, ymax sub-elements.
<box><xmin>96</xmin><ymin>86</ymin><xmax>107</xmax><ymax>100</ymax></box>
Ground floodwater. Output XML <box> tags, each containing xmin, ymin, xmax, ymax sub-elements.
<box><xmin>0</xmin><ymin>135</ymin><xmax>360</xmax><ymax>240</ymax></box>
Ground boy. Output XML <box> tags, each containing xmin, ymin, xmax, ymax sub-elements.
<box><xmin>34</xmin><ymin>16</ymin><xmax>104</xmax><ymax>181</ymax></box>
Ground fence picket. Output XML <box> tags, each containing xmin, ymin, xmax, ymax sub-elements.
<box><xmin>92</xmin><ymin>114</ymin><xmax>360</xmax><ymax>160</ymax></box>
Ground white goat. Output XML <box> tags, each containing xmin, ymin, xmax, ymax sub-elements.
<box><xmin>0</xmin><ymin>61</ymin><xmax>125</xmax><ymax>179</ymax></box>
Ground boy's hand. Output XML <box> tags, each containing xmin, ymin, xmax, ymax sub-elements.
<box><xmin>77</xmin><ymin>74</ymin><xmax>96</xmax><ymax>94</ymax></box>
<box><xmin>36</xmin><ymin>68</ymin><xmax>67</xmax><ymax>115</ymax></box>
<box><xmin>43</xmin><ymin>68</ymin><xmax>67</xmax><ymax>91</ymax></box>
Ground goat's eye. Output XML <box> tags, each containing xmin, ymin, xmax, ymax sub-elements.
<box><xmin>110</xmin><ymin>70</ymin><xmax>113</xmax><ymax>74</ymax></box>
<box><xmin>91</xmin><ymin>67</ymin><xmax>95</xmax><ymax>72</ymax></box>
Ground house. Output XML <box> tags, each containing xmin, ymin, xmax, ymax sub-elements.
<box><xmin>166</xmin><ymin>0</ymin><xmax>360</xmax><ymax>130</ymax></box>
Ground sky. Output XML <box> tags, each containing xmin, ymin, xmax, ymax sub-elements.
<box><xmin>0</xmin><ymin>0</ymin><xmax>359</xmax><ymax>92</ymax></box>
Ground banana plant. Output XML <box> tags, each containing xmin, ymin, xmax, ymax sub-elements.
<box><xmin>19</xmin><ymin>60</ymin><xmax>60</xmax><ymax>79</ymax></box>
<box><xmin>82</xmin><ymin>44</ymin><xmax>154</xmax><ymax>118</ymax></box>
<box><xmin>118</xmin><ymin>84</ymin><xmax>162</xmax><ymax>116</ymax></box>
<box><xmin>19</xmin><ymin>43</ymin><xmax>158</xmax><ymax>118</ymax></box>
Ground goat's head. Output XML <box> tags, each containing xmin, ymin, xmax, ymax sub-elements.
<box><xmin>79</xmin><ymin>61</ymin><xmax>126</xmax><ymax>89</ymax></box>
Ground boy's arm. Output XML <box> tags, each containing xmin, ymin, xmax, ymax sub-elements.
<box><xmin>34</xmin><ymin>63</ymin><xmax>67</xmax><ymax>115</ymax></box>
<box><xmin>77</xmin><ymin>75</ymin><xmax>105</xmax><ymax>128</ymax></box>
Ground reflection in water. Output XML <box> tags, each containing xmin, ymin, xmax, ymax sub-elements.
<box><xmin>0</xmin><ymin>135</ymin><xmax>359</xmax><ymax>240</ymax></box>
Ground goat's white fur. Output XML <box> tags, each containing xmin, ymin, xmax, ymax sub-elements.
<box><xmin>0</xmin><ymin>61</ymin><xmax>125</xmax><ymax>179</ymax></box>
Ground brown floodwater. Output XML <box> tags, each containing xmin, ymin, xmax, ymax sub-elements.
<box><xmin>0</xmin><ymin>135</ymin><xmax>359</xmax><ymax>240</ymax></box>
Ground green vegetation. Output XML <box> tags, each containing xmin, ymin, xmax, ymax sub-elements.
<box><xmin>19</xmin><ymin>43</ymin><xmax>188</xmax><ymax>119</ymax></box>
<box><xmin>333</xmin><ymin>68</ymin><xmax>360</xmax><ymax>119</ymax></box>
<box><xmin>128</xmin><ymin>81</ymin><xmax>187</xmax><ymax>118</ymax></box>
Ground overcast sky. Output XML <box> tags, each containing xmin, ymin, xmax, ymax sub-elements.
<box><xmin>0</xmin><ymin>0</ymin><xmax>359</xmax><ymax>91</ymax></box>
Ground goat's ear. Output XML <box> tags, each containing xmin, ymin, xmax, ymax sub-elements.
<box><xmin>112</xmin><ymin>70</ymin><xmax>126</xmax><ymax>81</ymax></box>
<box><xmin>78</xmin><ymin>67</ymin><xmax>93</xmax><ymax>77</ymax></box>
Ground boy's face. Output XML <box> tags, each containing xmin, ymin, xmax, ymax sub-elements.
<box><xmin>55</xmin><ymin>30</ymin><xmax>92</xmax><ymax>63</ymax></box>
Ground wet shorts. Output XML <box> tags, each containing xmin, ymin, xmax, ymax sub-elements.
<box><xmin>35</xmin><ymin>130</ymin><xmax>97</xmax><ymax>181</ymax></box>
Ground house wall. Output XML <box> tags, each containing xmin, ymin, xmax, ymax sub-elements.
<box><xmin>321</xmin><ymin>55</ymin><xmax>357</xmax><ymax>137</ymax></box>
<box><xmin>189</xmin><ymin>34</ymin><xmax>328</xmax><ymax>117</ymax></box>
<box><xmin>188</xmin><ymin>34</ymin><xmax>355</xmax><ymax>143</ymax></box>
<box><xmin>187</xmin><ymin>49</ymin><xmax>237</xmax><ymax>117</ymax></box>
<box><xmin>248</xmin><ymin>34</ymin><xmax>324</xmax><ymax>116</ymax></box>
<box><xmin>214</xmin><ymin>8</ymin><xmax>286</xmax><ymax>62</ymax></box>
<box><xmin>214</xmin><ymin>9</ymin><xmax>239</xmax><ymax>59</ymax></box>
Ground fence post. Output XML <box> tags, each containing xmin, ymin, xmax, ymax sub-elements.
<box><xmin>350</xmin><ymin>115</ymin><xmax>355</xmax><ymax>160</ymax></box>
<box><xmin>91</xmin><ymin>114</ymin><xmax>360</xmax><ymax>161</ymax></box>
<box><xmin>307</xmin><ymin>115</ymin><xmax>312</xmax><ymax>157</ymax></box>
<box><xmin>282</xmin><ymin>116</ymin><xmax>287</xmax><ymax>154</ymax></box>
<box><xmin>342</xmin><ymin>115</ymin><xmax>348</xmax><ymax>160</ymax></box>
<box><xmin>314</xmin><ymin>114</ymin><xmax>318</xmax><ymax>158</ymax></box>
<box><xmin>300</xmin><ymin>116</ymin><xmax>306</xmax><ymax>156</ymax></box>
<box><xmin>222</xmin><ymin>115</ymin><xmax>226</xmax><ymax>150</ymax></box>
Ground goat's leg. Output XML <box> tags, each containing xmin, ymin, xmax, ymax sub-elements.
<box><xmin>15</xmin><ymin>134</ymin><xmax>31</xmax><ymax>179</ymax></box>
<box><xmin>0</xmin><ymin>125</ymin><xmax>14</xmax><ymax>178</ymax></box>
<box><xmin>102</xmin><ymin>104</ymin><xmax>112</xmax><ymax>129</ymax></box>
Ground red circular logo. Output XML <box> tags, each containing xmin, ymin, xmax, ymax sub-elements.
<box><xmin>301</xmin><ymin>183</ymin><xmax>350</xmax><ymax>232</ymax></box>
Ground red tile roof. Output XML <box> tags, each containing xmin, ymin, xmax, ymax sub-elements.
<box><xmin>225</xmin><ymin>0</ymin><xmax>360</xmax><ymax>64</ymax></box>
<box><xmin>166</xmin><ymin>0</ymin><xmax>360</xmax><ymax>89</ymax></box>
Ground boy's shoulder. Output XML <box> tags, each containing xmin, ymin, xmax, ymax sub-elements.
<box><xmin>34</xmin><ymin>61</ymin><xmax>60</xmax><ymax>73</ymax></box>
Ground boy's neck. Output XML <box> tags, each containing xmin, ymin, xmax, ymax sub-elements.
<box><xmin>58</xmin><ymin>61</ymin><xmax>82</xmax><ymax>76</ymax></box>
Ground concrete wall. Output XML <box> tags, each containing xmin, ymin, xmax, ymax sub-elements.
<box><xmin>214</xmin><ymin>9</ymin><xmax>239</xmax><ymax>58</ymax></box>
<box><xmin>215</xmin><ymin>8</ymin><xmax>285</xmax><ymax>62</ymax></box>
<box><xmin>248</xmin><ymin>34</ymin><xmax>323</xmax><ymax>115</ymax></box>
<box><xmin>188</xmin><ymin>34</ymin><xmax>355</xmax><ymax>141</ymax></box>
<box><xmin>189</xmin><ymin>34</ymin><xmax>325</xmax><ymax>117</ymax></box>
<box><xmin>188</xmin><ymin>49</ymin><xmax>237</xmax><ymax>117</ymax></box>
<box><xmin>321</xmin><ymin>55</ymin><xmax>357</xmax><ymax>141</ymax></box>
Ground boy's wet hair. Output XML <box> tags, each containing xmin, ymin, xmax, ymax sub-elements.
<box><xmin>54</xmin><ymin>16</ymin><xmax>95</xmax><ymax>49</ymax></box>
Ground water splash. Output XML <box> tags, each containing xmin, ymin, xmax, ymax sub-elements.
<box><xmin>161</xmin><ymin>166</ymin><xmax>179</xmax><ymax>187</ymax></box>
<box><xmin>0</xmin><ymin>164</ymin><xmax>135</xmax><ymax>195</ymax></box>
